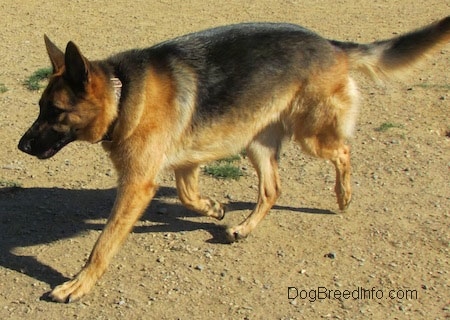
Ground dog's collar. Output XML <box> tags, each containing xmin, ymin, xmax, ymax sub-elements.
<box><xmin>111</xmin><ymin>77</ymin><xmax>122</xmax><ymax>102</ymax></box>
<box><xmin>100</xmin><ymin>77</ymin><xmax>122</xmax><ymax>142</ymax></box>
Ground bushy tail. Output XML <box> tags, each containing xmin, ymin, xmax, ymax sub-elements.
<box><xmin>330</xmin><ymin>16</ymin><xmax>450</xmax><ymax>79</ymax></box>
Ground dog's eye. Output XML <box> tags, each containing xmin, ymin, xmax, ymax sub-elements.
<box><xmin>48</xmin><ymin>105</ymin><xmax>65</xmax><ymax>117</ymax></box>
<box><xmin>43</xmin><ymin>105</ymin><xmax>66</xmax><ymax>123</ymax></box>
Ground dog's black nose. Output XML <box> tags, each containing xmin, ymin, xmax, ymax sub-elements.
<box><xmin>18</xmin><ymin>137</ymin><xmax>33</xmax><ymax>154</ymax></box>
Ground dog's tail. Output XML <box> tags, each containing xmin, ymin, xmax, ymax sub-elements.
<box><xmin>330</xmin><ymin>16</ymin><xmax>450</xmax><ymax>80</ymax></box>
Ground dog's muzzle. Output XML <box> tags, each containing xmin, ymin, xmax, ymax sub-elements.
<box><xmin>18</xmin><ymin>122</ymin><xmax>76</xmax><ymax>159</ymax></box>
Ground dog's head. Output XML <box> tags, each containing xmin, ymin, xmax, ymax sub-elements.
<box><xmin>18</xmin><ymin>36</ymin><xmax>117</xmax><ymax>159</ymax></box>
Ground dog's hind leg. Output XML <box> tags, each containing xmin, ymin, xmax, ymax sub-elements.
<box><xmin>294</xmin><ymin>74</ymin><xmax>358</xmax><ymax>211</ymax></box>
<box><xmin>226</xmin><ymin>123</ymin><xmax>284</xmax><ymax>242</ymax></box>
<box><xmin>331</xmin><ymin>145</ymin><xmax>352</xmax><ymax>210</ymax></box>
<box><xmin>175</xmin><ymin>165</ymin><xmax>225</xmax><ymax>220</ymax></box>
<box><xmin>300</xmin><ymin>137</ymin><xmax>352</xmax><ymax>210</ymax></box>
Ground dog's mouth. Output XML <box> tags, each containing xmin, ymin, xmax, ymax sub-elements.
<box><xmin>36</xmin><ymin>135</ymin><xmax>76</xmax><ymax>159</ymax></box>
<box><xmin>18</xmin><ymin>129</ymin><xmax>76</xmax><ymax>159</ymax></box>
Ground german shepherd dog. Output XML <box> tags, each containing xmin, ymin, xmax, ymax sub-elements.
<box><xmin>18</xmin><ymin>17</ymin><xmax>449</xmax><ymax>302</ymax></box>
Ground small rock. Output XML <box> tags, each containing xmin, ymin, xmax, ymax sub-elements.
<box><xmin>156</xmin><ymin>257</ymin><xmax>165</xmax><ymax>263</ymax></box>
<box><xmin>205</xmin><ymin>252</ymin><xmax>212</xmax><ymax>259</ymax></box>
<box><xmin>277</xmin><ymin>250</ymin><xmax>285</xmax><ymax>258</ymax></box>
<box><xmin>195</xmin><ymin>265</ymin><xmax>204</xmax><ymax>271</ymax></box>
<box><xmin>324</xmin><ymin>252</ymin><xmax>336</xmax><ymax>259</ymax></box>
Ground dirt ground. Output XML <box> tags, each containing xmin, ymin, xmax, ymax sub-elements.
<box><xmin>0</xmin><ymin>1</ymin><xmax>449</xmax><ymax>319</ymax></box>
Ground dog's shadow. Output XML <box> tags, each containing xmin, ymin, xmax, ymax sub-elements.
<box><xmin>0</xmin><ymin>186</ymin><xmax>333</xmax><ymax>289</ymax></box>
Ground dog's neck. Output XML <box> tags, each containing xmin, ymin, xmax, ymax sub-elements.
<box><xmin>101</xmin><ymin>77</ymin><xmax>122</xmax><ymax>142</ymax></box>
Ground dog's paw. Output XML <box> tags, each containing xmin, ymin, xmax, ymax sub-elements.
<box><xmin>338</xmin><ymin>196</ymin><xmax>352</xmax><ymax>211</ymax></box>
<box><xmin>337</xmin><ymin>191</ymin><xmax>352</xmax><ymax>211</ymax></box>
<box><xmin>49</xmin><ymin>272</ymin><xmax>95</xmax><ymax>303</ymax></box>
<box><xmin>335</xmin><ymin>182</ymin><xmax>352</xmax><ymax>211</ymax></box>
<box><xmin>225</xmin><ymin>225</ymin><xmax>249</xmax><ymax>243</ymax></box>
<box><xmin>208</xmin><ymin>199</ymin><xmax>226</xmax><ymax>220</ymax></box>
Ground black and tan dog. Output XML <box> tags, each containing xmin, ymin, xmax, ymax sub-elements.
<box><xmin>18</xmin><ymin>18</ymin><xmax>449</xmax><ymax>302</ymax></box>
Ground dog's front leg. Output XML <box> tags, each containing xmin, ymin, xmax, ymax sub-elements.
<box><xmin>49</xmin><ymin>180</ymin><xmax>157</xmax><ymax>303</ymax></box>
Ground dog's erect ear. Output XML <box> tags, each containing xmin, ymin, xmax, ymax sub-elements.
<box><xmin>44</xmin><ymin>35</ymin><xmax>65</xmax><ymax>73</ymax></box>
<box><xmin>64</xmin><ymin>41</ymin><xmax>90</xmax><ymax>88</ymax></box>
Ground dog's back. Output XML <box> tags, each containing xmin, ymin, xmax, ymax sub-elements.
<box><xmin>107</xmin><ymin>19</ymin><xmax>450</xmax><ymax>169</ymax></box>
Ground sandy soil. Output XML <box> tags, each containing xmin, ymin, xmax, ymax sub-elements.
<box><xmin>0</xmin><ymin>1</ymin><xmax>449</xmax><ymax>319</ymax></box>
